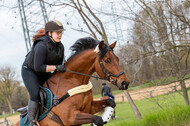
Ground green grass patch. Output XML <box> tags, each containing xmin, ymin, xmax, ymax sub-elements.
<box><xmin>102</xmin><ymin>89</ymin><xmax>190</xmax><ymax>126</ymax></box>
<box><xmin>128</xmin><ymin>82</ymin><xmax>152</xmax><ymax>91</ymax></box>
<box><xmin>0</xmin><ymin>112</ymin><xmax>19</xmax><ymax>119</ymax></box>
<box><xmin>114</xmin><ymin>105</ymin><xmax>190</xmax><ymax>126</ymax></box>
<box><xmin>185</xmin><ymin>74</ymin><xmax>190</xmax><ymax>79</ymax></box>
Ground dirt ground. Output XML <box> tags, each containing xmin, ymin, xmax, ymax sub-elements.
<box><xmin>1</xmin><ymin>79</ymin><xmax>190</xmax><ymax>125</ymax></box>
<box><xmin>0</xmin><ymin>115</ymin><xmax>19</xmax><ymax>126</ymax></box>
<box><xmin>114</xmin><ymin>79</ymin><xmax>190</xmax><ymax>102</ymax></box>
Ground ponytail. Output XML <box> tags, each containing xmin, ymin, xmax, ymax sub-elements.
<box><xmin>32</xmin><ymin>28</ymin><xmax>46</xmax><ymax>42</ymax></box>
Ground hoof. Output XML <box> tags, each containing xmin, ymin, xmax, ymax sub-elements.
<box><xmin>106</xmin><ymin>99</ymin><xmax>116</xmax><ymax>108</ymax></box>
<box><xmin>92</xmin><ymin>115</ymin><xmax>104</xmax><ymax>126</ymax></box>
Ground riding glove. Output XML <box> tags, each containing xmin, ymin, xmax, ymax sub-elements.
<box><xmin>56</xmin><ymin>65</ymin><xmax>66</xmax><ymax>72</ymax></box>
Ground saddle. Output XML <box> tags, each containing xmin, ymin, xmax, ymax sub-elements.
<box><xmin>17</xmin><ymin>87</ymin><xmax>63</xmax><ymax>126</ymax></box>
<box><xmin>17</xmin><ymin>82</ymin><xmax>93</xmax><ymax>126</ymax></box>
<box><xmin>17</xmin><ymin>87</ymin><xmax>47</xmax><ymax>118</ymax></box>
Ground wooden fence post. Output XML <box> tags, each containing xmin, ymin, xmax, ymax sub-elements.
<box><xmin>122</xmin><ymin>96</ymin><xmax>124</xmax><ymax>102</ymax></box>
<box><xmin>124</xmin><ymin>90</ymin><xmax>142</xmax><ymax>120</ymax></box>
<box><xmin>2</xmin><ymin>111</ymin><xmax>9</xmax><ymax>126</ymax></box>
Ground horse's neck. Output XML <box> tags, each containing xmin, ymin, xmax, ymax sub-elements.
<box><xmin>64</xmin><ymin>50</ymin><xmax>97</xmax><ymax>83</ymax></box>
<box><xmin>44</xmin><ymin>50</ymin><xmax>96</xmax><ymax>95</ymax></box>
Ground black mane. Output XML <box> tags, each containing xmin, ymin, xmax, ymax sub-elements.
<box><xmin>68</xmin><ymin>37</ymin><xmax>99</xmax><ymax>60</ymax></box>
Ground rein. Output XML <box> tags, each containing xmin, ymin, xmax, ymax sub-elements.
<box><xmin>65</xmin><ymin>69</ymin><xmax>107</xmax><ymax>80</ymax></box>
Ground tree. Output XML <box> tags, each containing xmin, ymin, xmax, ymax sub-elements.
<box><xmin>70</xmin><ymin>0</ymin><xmax>109</xmax><ymax>43</ymax></box>
<box><xmin>12</xmin><ymin>86</ymin><xmax>28</xmax><ymax>107</ymax></box>
<box><xmin>69</xmin><ymin>0</ymin><xmax>142</xmax><ymax>119</ymax></box>
<box><xmin>0</xmin><ymin>66</ymin><xmax>19</xmax><ymax>113</ymax></box>
<box><xmin>120</xmin><ymin>0</ymin><xmax>190</xmax><ymax>105</ymax></box>
<box><xmin>43</xmin><ymin>0</ymin><xmax>109</xmax><ymax>43</ymax></box>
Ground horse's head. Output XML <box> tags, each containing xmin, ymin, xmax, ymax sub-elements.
<box><xmin>94</xmin><ymin>41</ymin><xmax>130</xmax><ymax>90</ymax></box>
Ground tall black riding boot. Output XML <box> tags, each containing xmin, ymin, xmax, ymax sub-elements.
<box><xmin>28</xmin><ymin>100</ymin><xmax>39</xmax><ymax>126</ymax></box>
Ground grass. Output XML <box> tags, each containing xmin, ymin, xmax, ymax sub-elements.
<box><xmin>113</xmin><ymin>104</ymin><xmax>190</xmax><ymax>126</ymax></box>
<box><xmin>0</xmin><ymin>112</ymin><xmax>19</xmax><ymax>119</ymax></box>
<box><xmin>102</xmin><ymin>88</ymin><xmax>190</xmax><ymax>126</ymax></box>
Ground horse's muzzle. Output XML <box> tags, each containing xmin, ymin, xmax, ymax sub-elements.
<box><xmin>117</xmin><ymin>81</ymin><xmax>129</xmax><ymax>90</ymax></box>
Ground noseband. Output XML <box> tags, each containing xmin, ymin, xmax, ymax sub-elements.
<box><xmin>98</xmin><ymin>46</ymin><xmax>124</xmax><ymax>81</ymax></box>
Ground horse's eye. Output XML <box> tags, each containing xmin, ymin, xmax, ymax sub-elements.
<box><xmin>104</xmin><ymin>59</ymin><xmax>110</xmax><ymax>63</ymax></box>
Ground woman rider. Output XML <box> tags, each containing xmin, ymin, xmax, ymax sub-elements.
<box><xmin>21</xmin><ymin>20</ymin><xmax>66</xmax><ymax>126</ymax></box>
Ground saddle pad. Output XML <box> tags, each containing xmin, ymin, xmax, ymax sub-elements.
<box><xmin>19</xmin><ymin>87</ymin><xmax>53</xmax><ymax>126</ymax></box>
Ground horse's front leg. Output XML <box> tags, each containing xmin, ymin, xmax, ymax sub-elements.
<box><xmin>60</xmin><ymin>97</ymin><xmax>115</xmax><ymax>126</ymax></box>
<box><xmin>90</xmin><ymin>96</ymin><xmax>116</xmax><ymax>115</ymax></box>
<box><xmin>71</xmin><ymin>111</ymin><xmax>105</xmax><ymax>126</ymax></box>
<box><xmin>69</xmin><ymin>97</ymin><xmax>116</xmax><ymax>126</ymax></box>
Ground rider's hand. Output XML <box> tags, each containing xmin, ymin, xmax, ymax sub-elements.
<box><xmin>56</xmin><ymin>65</ymin><xmax>66</xmax><ymax>72</ymax></box>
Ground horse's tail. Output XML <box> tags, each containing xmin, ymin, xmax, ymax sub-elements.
<box><xmin>32</xmin><ymin>28</ymin><xmax>46</xmax><ymax>42</ymax></box>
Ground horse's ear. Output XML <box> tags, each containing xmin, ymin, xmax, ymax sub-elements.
<box><xmin>109</xmin><ymin>41</ymin><xmax>117</xmax><ymax>49</ymax></box>
<box><xmin>94</xmin><ymin>41</ymin><xmax>104</xmax><ymax>53</ymax></box>
<box><xmin>99</xmin><ymin>41</ymin><xmax>105</xmax><ymax>50</ymax></box>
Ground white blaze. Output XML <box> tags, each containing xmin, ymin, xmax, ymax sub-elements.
<box><xmin>94</xmin><ymin>44</ymin><xmax>100</xmax><ymax>53</ymax></box>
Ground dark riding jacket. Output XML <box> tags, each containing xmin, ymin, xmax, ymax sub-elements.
<box><xmin>25</xmin><ymin>35</ymin><xmax>64</xmax><ymax>74</ymax></box>
<box><xmin>22</xmin><ymin>35</ymin><xmax>64</xmax><ymax>102</ymax></box>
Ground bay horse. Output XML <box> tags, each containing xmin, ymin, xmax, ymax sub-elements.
<box><xmin>15</xmin><ymin>37</ymin><xmax>129</xmax><ymax>126</ymax></box>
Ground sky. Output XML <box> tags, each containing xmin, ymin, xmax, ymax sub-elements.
<box><xmin>0</xmin><ymin>6</ymin><xmax>89</xmax><ymax>81</ymax></box>
<box><xmin>0</xmin><ymin>0</ymin><xmax>135</xmax><ymax>81</ymax></box>
<box><xmin>0</xmin><ymin>9</ymin><xmax>25</xmax><ymax>74</ymax></box>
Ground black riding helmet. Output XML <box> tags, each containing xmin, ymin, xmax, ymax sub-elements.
<box><xmin>45</xmin><ymin>20</ymin><xmax>65</xmax><ymax>33</ymax></box>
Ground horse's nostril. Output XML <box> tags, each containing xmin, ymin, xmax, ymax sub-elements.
<box><xmin>121</xmin><ymin>81</ymin><xmax>128</xmax><ymax>89</ymax></box>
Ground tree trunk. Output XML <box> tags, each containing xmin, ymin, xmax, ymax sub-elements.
<box><xmin>123</xmin><ymin>90</ymin><xmax>142</xmax><ymax>120</ymax></box>
<box><xmin>180</xmin><ymin>80</ymin><xmax>189</xmax><ymax>105</ymax></box>
<box><xmin>6</xmin><ymin>98</ymin><xmax>13</xmax><ymax>113</ymax></box>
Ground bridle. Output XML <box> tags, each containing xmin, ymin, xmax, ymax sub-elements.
<box><xmin>98</xmin><ymin>46</ymin><xmax>124</xmax><ymax>79</ymax></box>
<box><xmin>98</xmin><ymin>46</ymin><xmax>125</xmax><ymax>83</ymax></box>
<box><xmin>66</xmin><ymin>45</ymin><xmax>125</xmax><ymax>83</ymax></box>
